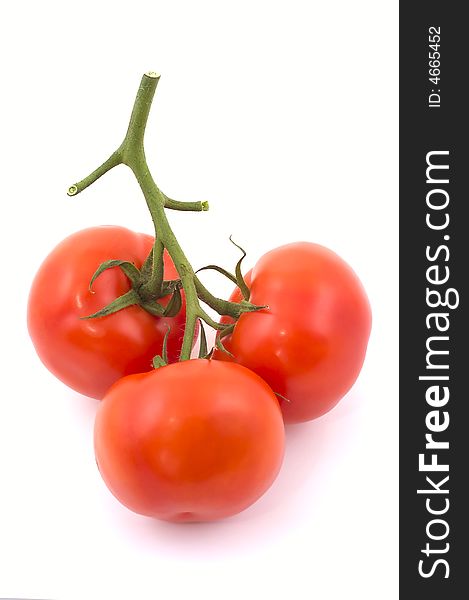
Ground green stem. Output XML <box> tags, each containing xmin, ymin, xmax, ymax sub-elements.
<box><xmin>68</xmin><ymin>72</ymin><xmax>264</xmax><ymax>361</ymax></box>
<box><xmin>130</xmin><ymin>159</ymin><xmax>202</xmax><ymax>359</ymax></box>
<box><xmin>163</xmin><ymin>193</ymin><xmax>209</xmax><ymax>212</ymax></box>
<box><xmin>68</xmin><ymin>151</ymin><xmax>122</xmax><ymax>196</ymax></box>
<box><xmin>120</xmin><ymin>72</ymin><xmax>160</xmax><ymax>161</ymax></box>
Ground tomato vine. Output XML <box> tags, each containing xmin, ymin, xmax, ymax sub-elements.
<box><xmin>68</xmin><ymin>72</ymin><xmax>264</xmax><ymax>361</ymax></box>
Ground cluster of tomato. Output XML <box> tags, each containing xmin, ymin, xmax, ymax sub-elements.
<box><xmin>27</xmin><ymin>73</ymin><xmax>371</xmax><ymax>524</ymax></box>
<box><xmin>28</xmin><ymin>226</ymin><xmax>371</xmax><ymax>523</ymax></box>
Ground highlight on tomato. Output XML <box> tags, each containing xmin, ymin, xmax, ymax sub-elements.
<box><xmin>28</xmin><ymin>226</ymin><xmax>191</xmax><ymax>399</ymax></box>
<box><xmin>94</xmin><ymin>359</ymin><xmax>285</xmax><ymax>522</ymax></box>
<box><xmin>214</xmin><ymin>242</ymin><xmax>372</xmax><ymax>423</ymax></box>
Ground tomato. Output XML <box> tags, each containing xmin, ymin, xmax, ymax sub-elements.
<box><xmin>28</xmin><ymin>226</ymin><xmax>189</xmax><ymax>399</ymax></box>
<box><xmin>94</xmin><ymin>359</ymin><xmax>285</xmax><ymax>522</ymax></box>
<box><xmin>215</xmin><ymin>243</ymin><xmax>372</xmax><ymax>423</ymax></box>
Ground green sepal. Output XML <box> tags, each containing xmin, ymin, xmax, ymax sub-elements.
<box><xmin>81</xmin><ymin>289</ymin><xmax>139</xmax><ymax>320</ymax></box>
<box><xmin>229</xmin><ymin>236</ymin><xmax>250</xmax><ymax>300</ymax></box>
<box><xmin>195</xmin><ymin>265</ymin><xmax>238</xmax><ymax>286</ymax></box>
<box><xmin>141</xmin><ymin>248</ymin><xmax>154</xmax><ymax>279</ymax></box>
<box><xmin>140</xmin><ymin>301</ymin><xmax>166</xmax><ymax>317</ymax></box>
<box><xmin>163</xmin><ymin>286</ymin><xmax>182</xmax><ymax>317</ymax></box>
<box><xmin>215</xmin><ymin>332</ymin><xmax>234</xmax><ymax>358</ymax></box>
<box><xmin>152</xmin><ymin>355</ymin><xmax>167</xmax><ymax>369</ymax></box>
<box><xmin>219</xmin><ymin>323</ymin><xmax>235</xmax><ymax>339</ymax></box>
<box><xmin>198</xmin><ymin>319</ymin><xmax>208</xmax><ymax>358</ymax></box>
<box><xmin>161</xmin><ymin>279</ymin><xmax>181</xmax><ymax>296</ymax></box>
<box><xmin>275</xmin><ymin>392</ymin><xmax>291</xmax><ymax>404</ymax></box>
<box><xmin>162</xmin><ymin>326</ymin><xmax>171</xmax><ymax>363</ymax></box>
<box><xmin>237</xmin><ymin>299</ymin><xmax>269</xmax><ymax>315</ymax></box>
<box><xmin>89</xmin><ymin>259</ymin><xmax>141</xmax><ymax>291</ymax></box>
<box><xmin>204</xmin><ymin>348</ymin><xmax>215</xmax><ymax>360</ymax></box>
<box><xmin>151</xmin><ymin>326</ymin><xmax>171</xmax><ymax>368</ymax></box>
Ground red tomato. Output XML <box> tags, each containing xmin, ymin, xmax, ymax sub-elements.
<box><xmin>94</xmin><ymin>359</ymin><xmax>285</xmax><ymax>522</ymax></box>
<box><xmin>215</xmin><ymin>243</ymin><xmax>372</xmax><ymax>423</ymax></box>
<box><xmin>28</xmin><ymin>226</ymin><xmax>189</xmax><ymax>399</ymax></box>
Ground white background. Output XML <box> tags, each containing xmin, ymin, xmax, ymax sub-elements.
<box><xmin>0</xmin><ymin>1</ymin><xmax>398</xmax><ymax>599</ymax></box>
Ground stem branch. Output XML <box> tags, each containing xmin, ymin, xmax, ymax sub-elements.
<box><xmin>67</xmin><ymin>151</ymin><xmax>122</xmax><ymax>196</ymax></box>
<box><xmin>162</xmin><ymin>193</ymin><xmax>209</xmax><ymax>212</ymax></box>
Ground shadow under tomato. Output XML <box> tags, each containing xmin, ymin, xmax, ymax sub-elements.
<box><xmin>66</xmin><ymin>389</ymin><xmax>100</xmax><ymax>428</ymax></box>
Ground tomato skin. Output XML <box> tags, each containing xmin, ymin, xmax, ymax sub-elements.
<box><xmin>28</xmin><ymin>226</ymin><xmax>188</xmax><ymax>399</ymax></box>
<box><xmin>94</xmin><ymin>359</ymin><xmax>285</xmax><ymax>522</ymax></box>
<box><xmin>215</xmin><ymin>243</ymin><xmax>372</xmax><ymax>423</ymax></box>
